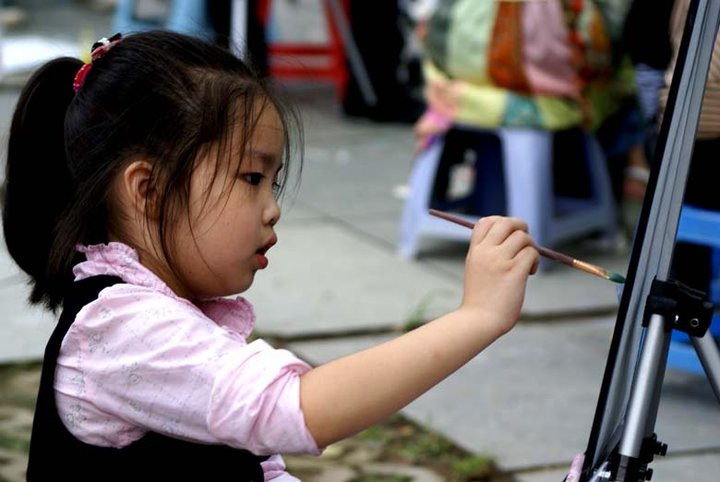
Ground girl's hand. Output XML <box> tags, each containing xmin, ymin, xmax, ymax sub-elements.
<box><xmin>460</xmin><ymin>216</ymin><xmax>539</xmax><ymax>337</ymax></box>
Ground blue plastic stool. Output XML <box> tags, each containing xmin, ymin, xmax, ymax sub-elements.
<box><xmin>667</xmin><ymin>205</ymin><xmax>720</xmax><ymax>375</ymax></box>
<box><xmin>113</xmin><ymin>0</ymin><xmax>213</xmax><ymax>39</ymax></box>
<box><xmin>398</xmin><ymin>126</ymin><xmax>617</xmax><ymax>267</ymax></box>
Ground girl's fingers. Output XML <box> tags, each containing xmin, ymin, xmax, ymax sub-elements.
<box><xmin>470</xmin><ymin>217</ymin><xmax>538</xmax><ymax>274</ymax></box>
<box><xmin>476</xmin><ymin>218</ymin><xmax>539</xmax><ymax>271</ymax></box>
<box><xmin>478</xmin><ymin>216</ymin><xmax>528</xmax><ymax>246</ymax></box>
<box><xmin>516</xmin><ymin>245</ymin><xmax>540</xmax><ymax>275</ymax></box>
<box><xmin>469</xmin><ymin>216</ymin><xmax>495</xmax><ymax>243</ymax></box>
<box><xmin>496</xmin><ymin>230</ymin><xmax>540</xmax><ymax>275</ymax></box>
<box><xmin>498</xmin><ymin>229</ymin><xmax>536</xmax><ymax>259</ymax></box>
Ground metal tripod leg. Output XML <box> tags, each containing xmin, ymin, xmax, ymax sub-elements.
<box><xmin>588</xmin><ymin>309</ymin><xmax>714</xmax><ymax>482</ymax></box>
<box><xmin>611</xmin><ymin>275</ymin><xmax>718</xmax><ymax>481</ymax></box>
<box><xmin>615</xmin><ymin>314</ymin><xmax>671</xmax><ymax>481</ymax></box>
<box><xmin>691</xmin><ymin>331</ymin><xmax>720</xmax><ymax>402</ymax></box>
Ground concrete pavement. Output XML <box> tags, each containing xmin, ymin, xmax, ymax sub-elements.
<box><xmin>0</xmin><ymin>2</ymin><xmax>718</xmax><ymax>481</ymax></box>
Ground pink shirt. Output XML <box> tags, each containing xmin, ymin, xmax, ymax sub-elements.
<box><xmin>55</xmin><ymin>242</ymin><xmax>321</xmax><ymax>481</ymax></box>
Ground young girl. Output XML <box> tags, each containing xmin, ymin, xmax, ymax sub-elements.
<box><xmin>2</xmin><ymin>30</ymin><xmax>539</xmax><ymax>481</ymax></box>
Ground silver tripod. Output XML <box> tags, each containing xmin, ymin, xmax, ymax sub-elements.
<box><xmin>582</xmin><ymin>0</ymin><xmax>720</xmax><ymax>480</ymax></box>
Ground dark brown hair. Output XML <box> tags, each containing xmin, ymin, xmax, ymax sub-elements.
<box><xmin>2</xmin><ymin>30</ymin><xmax>303</xmax><ymax>310</ymax></box>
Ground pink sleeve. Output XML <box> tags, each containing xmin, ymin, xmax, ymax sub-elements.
<box><xmin>206</xmin><ymin>339</ymin><xmax>321</xmax><ymax>455</ymax></box>
<box><xmin>56</xmin><ymin>285</ymin><xmax>321</xmax><ymax>457</ymax></box>
<box><xmin>262</xmin><ymin>454</ymin><xmax>302</xmax><ymax>481</ymax></box>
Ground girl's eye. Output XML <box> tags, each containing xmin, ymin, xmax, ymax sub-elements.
<box><xmin>243</xmin><ymin>173</ymin><xmax>264</xmax><ymax>186</ymax></box>
<box><xmin>272</xmin><ymin>181</ymin><xmax>282</xmax><ymax>196</ymax></box>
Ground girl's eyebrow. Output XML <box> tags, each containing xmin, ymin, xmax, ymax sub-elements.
<box><xmin>246</xmin><ymin>148</ymin><xmax>282</xmax><ymax>168</ymax></box>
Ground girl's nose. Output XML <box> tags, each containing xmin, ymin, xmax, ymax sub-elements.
<box><xmin>266</xmin><ymin>198</ymin><xmax>281</xmax><ymax>226</ymax></box>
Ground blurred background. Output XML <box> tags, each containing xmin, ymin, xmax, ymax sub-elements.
<box><xmin>0</xmin><ymin>1</ymin><xmax>718</xmax><ymax>481</ymax></box>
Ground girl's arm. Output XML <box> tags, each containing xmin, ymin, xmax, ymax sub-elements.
<box><xmin>300</xmin><ymin>216</ymin><xmax>538</xmax><ymax>448</ymax></box>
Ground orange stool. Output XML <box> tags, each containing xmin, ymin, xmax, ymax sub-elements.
<box><xmin>258</xmin><ymin>0</ymin><xmax>350</xmax><ymax>102</ymax></box>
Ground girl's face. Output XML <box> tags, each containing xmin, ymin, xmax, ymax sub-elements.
<box><xmin>170</xmin><ymin>104</ymin><xmax>285</xmax><ymax>300</ymax></box>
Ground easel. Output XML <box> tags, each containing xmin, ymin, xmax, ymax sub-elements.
<box><xmin>580</xmin><ymin>0</ymin><xmax>720</xmax><ymax>481</ymax></box>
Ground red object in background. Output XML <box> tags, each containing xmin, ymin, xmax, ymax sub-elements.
<box><xmin>257</xmin><ymin>0</ymin><xmax>350</xmax><ymax>102</ymax></box>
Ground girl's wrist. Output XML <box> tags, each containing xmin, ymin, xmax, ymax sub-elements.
<box><xmin>450</xmin><ymin>305</ymin><xmax>508</xmax><ymax>345</ymax></box>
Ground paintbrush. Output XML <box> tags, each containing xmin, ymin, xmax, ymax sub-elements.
<box><xmin>428</xmin><ymin>209</ymin><xmax>626</xmax><ymax>284</ymax></box>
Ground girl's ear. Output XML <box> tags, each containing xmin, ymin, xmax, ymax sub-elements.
<box><xmin>120</xmin><ymin>160</ymin><xmax>157</xmax><ymax>219</ymax></box>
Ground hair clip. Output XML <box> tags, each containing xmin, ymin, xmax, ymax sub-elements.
<box><xmin>73</xmin><ymin>32</ymin><xmax>123</xmax><ymax>93</ymax></box>
<box><xmin>90</xmin><ymin>32</ymin><xmax>123</xmax><ymax>61</ymax></box>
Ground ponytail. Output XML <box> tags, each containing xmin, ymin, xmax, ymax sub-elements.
<box><xmin>2</xmin><ymin>57</ymin><xmax>82</xmax><ymax>310</ymax></box>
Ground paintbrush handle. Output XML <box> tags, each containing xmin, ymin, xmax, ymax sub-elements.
<box><xmin>429</xmin><ymin>209</ymin><xmax>475</xmax><ymax>229</ymax></box>
<box><xmin>428</xmin><ymin>209</ymin><xmax>615</xmax><ymax>281</ymax></box>
<box><xmin>535</xmin><ymin>245</ymin><xmax>575</xmax><ymax>267</ymax></box>
<box><xmin>536</xmin><ymin>246</ymin><xmax>609</xmax><ymax>280</ymax></box>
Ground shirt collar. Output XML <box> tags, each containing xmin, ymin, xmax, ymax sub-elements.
<box><xmin>74</xmin><ymin>242</ymin><xmax>256</xmax><ymax>336</ymax></box>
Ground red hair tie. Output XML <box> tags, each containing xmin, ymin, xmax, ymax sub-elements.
<box><xmin>73</xmin><ymin>63</ymin><xmax>92</xmax><ymax>93</ymax></box>
<box><xmin>73</xmin><ymin>33</ymin><xmax>123</xmax><ymax>93</ymax></box>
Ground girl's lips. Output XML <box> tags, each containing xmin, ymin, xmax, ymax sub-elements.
<box><xmin>259</xmin><ymin>235</ymin><xmax>277</xmax><ymax>254</ymax></box>
<box><xmin>255</xmin><ymin>235</ymin><xmax>276</xmax><ymax>269</ymax></box>
<box><xmin>255</xmin><ymin>253</ymin><xmax>269</xmax><ymax>269</ymax></box>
